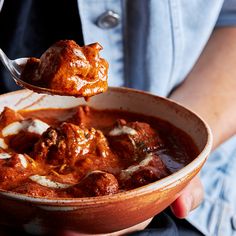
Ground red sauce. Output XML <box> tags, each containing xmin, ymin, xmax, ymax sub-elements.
<box><xmin>20</xmin><ymin>40</ymin><xmax>108</xmax><ymax>98</ymax></box>
<box><xmin>0</xmin><ymin>106</ymin><xmax>198</xmax><ymax>198</ymax></box>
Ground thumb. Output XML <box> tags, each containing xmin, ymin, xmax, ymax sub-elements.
<box><xmin>170</xmin><ymin>176</ymin><xmax>204</xmax><ymax>219</ymax></box>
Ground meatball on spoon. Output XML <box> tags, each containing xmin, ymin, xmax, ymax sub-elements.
<box><xmin>0</xmin><ymin>40</ymin><xmax>108</xmax><ymax>99</ymax></box>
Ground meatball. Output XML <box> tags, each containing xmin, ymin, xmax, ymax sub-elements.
<box><xmin>108</xmin><ymin>120</ymin><xmax>164</xmax><ymax>165</ymax></box>
<box><xmin>33</xmin><ymin>122</ymin><xmax>112</xmax><ymax>167</ymax></box>
<box><xmin>0</xmin><ymin>153</ymin><xmax>36</xmax><ymax>190</ymax></box>
<box><xmin>119</xmin><ymin>153</ymin><xmax>170</xmax><ymax>189</ymax></box>
<box><xmin>20</xmin><ymin>40</ymin><xmax>109</xmax><ymax>98</ymax></box>
<box><xmin>69</xmin><ymin>171</ymin><xmax>119</xmax><ymax>197</ymax></box>
<box><xmin>0</xmin><ymin>107</ymin><xmax>23</xmax><ymax>132</ymax></box>
<box><xmin>0</xmin><ymin>107</ymin><xmax>50</xmax><ymax>153</ymax></box>
<box><xmin>9</xmin><ymin>131</ymin><xmax>40</xmax><ymax>153</ymax></box>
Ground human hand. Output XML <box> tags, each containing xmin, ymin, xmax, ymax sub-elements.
<box><xmin>170</xmin><ymin>175</ymin><xmax>204</xmax><ymax>218</ymax></box>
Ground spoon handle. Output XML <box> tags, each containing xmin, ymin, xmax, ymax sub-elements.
<box><xmin>0</xmin><ymin>48</ymin><xmax>22</xmax><ymax>79</ymax></box>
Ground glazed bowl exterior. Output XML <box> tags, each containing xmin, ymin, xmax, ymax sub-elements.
<box><xmin>0</xmin><ymin>87</ymin><xmax>212</xmax><ymax>235</ymax></box>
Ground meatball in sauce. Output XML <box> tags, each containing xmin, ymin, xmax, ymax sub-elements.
<box><xmin>20</xmin><ymin>40</ymin><xmax>108</xmax><ymax>99</ymax></box>
<box><xmin>0</xmin><ymin>106</ymin><xmax>198</xmax><ymax>198</ymax></box>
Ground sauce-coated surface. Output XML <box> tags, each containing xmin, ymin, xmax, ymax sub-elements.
<box><xmin>0</xmin><ymin>106</ymin><xmax>198</xmax><ymax>198</ymax></box>
<box><xmin>20</xmin><ymin>40</ymin><xmax>108</xmax><ymax>98</ymax></box>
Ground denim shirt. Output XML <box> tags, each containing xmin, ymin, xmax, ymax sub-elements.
<box><xmin>77</xmin><ymin>0</ymin><xmax>236</xmax><ymax>235</ymax></box>
<box><xmin>0</xmin><ymin>0</ymin><xmax>236</xmax><ymax>235</ymax></box>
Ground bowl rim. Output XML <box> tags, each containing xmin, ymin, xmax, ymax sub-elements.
<box><xmin>0</xmin><ymin>87</ymin><xmax>213</xmax><ymax>204</ymax></box>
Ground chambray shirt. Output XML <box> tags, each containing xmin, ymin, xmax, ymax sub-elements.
<box><xmin>1</xmin><ymin>0</ymin><xmax>236</xmax><ymax>235</ymax></box>
<box><xmin>77</xmin><ymin>1</ymin><xmax>236</xmax><ymax>235</ymax></box>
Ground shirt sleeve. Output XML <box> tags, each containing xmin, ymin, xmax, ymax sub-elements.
<box><xmin>216</xmin><ymin>0</ymin><xmax>236</xmax><ymax>26</ymax></box>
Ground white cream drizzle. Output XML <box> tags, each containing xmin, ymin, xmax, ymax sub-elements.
<box><xmin>0</xmin><ymin>152</ymin><xmax>11</xmax><ymax>159</ymax></box>
<box><xmin>109</xmin><ymin>126</ymin><xmax>137</xmax><ymax>136</ymax></box>
<box><xmin>2</xmin><ymin>119</ymin><xmax>49</xmax><ymax>137</ymax></box>
<box><xmin>0</xmin><ymin>138</ymin><xmax>8</xmax><ymax>149</ymax></box>
<box><xmin>23</xmin><ymin>119</ymin><xmax>49</xmax><ymax>135</ymax></box>
<box><xmin>17</xmin><ymin>154</ymin><xmax>28</xmax><ymax>168</ymax></box>
<box><xmin>2</xmin><ymin>121</ymin><xmax>23</xmax><ymax>137</ymax></box>
<box><xmin>29</xmin><ymin>175</ymin><xmax>73</xmax><ymax>189</ymax></box>
<box><xmin>120</xmin><ymin>153</ymin><xmax>154</xmax><ymax>180</ymax></box>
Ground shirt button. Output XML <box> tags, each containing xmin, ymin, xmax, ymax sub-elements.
<box><xmin>96</xmin><ymin>10</ymin><xmax>120</xmax><ymax>29</ymax></box>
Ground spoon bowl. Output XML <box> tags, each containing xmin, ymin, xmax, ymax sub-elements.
<box><xmin>1</xmin><ymin>40</ymin><xmax>110</xmax><ymax>98</ymax></box>
<box><xmin>0</xmin><ymin>49</ymin><xmax>78</xmax><ymax>96</ymax></box>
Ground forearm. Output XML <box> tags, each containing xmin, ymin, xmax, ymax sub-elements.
<box><xmin>170</xmin><ymin>27</ymin><xmax>236</xmax><ymax>150</ymax></box>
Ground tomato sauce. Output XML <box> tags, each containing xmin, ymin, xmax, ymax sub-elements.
<box><xmin>20</xmin><ymin>40</ymin><xmax>108</xmax><ymax>98</ymax></box>
<box><xmin>0</xmin><ymin>106</ymin><xmax>198</xmax><ymax>198</ymax></box>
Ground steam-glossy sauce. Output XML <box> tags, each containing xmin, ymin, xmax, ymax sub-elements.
<box><xmin>0</xmin><ymin>106</ymin><xmax>198</xmax><ymax>198</ymax></box>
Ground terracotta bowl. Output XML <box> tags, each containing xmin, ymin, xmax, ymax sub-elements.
<box><xmin>0</xmin><ymin>87</ymin><xmax>212</xmax><ymax>235</ymax></box>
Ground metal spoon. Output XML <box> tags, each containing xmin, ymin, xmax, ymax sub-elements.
<box><xmin>0</xmin><ymin>48</ymin><xmax>73</xmax><ymax>96</ymax></box>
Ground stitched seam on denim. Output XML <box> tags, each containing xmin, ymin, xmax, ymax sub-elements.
<box><xmin>167</xmin><ymin>0</ymin><xmax>183</xmax><ymax>94</ymax></box>
<box><xmin>218</xmin><ymin>203</ymin><xmax>233</xmax><ymax>236</ymax></box>
<box><xmin>167</xmin><ymin>0</ymin><xmax>176</xmax><ymax>89</ymax></box>
<box><xmin>122</xmin><ymin>0</ymin><xmax>128</xmax><ymax>88</ymax></box>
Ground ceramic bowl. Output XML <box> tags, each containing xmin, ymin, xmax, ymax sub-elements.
<box><xmin>0</xmin><ymin>87</ymin><xmax>212</xmax><ymax>235</ymax></box>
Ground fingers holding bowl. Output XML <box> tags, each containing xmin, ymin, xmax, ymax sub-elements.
<box><xmin>170</xmin><ymin>175</ymin><xmax>204</xmax><ymax>219</ymax></box>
